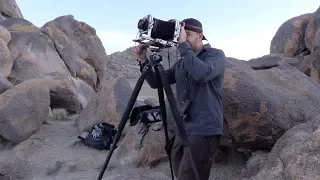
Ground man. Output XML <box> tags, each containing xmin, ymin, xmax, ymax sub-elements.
<box><xmin>134</xmin><ymin>18</ymin><xmax>226</xmax><ymax>180</ymax></box>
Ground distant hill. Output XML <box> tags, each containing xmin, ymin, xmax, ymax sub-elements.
<box><xmin>105</xmin><ymin>46</ymin><xmax>180</xmax><ymax>79</ymax></box>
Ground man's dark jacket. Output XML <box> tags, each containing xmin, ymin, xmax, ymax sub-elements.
<box><xmin>139</xmin><ymin>41</ymin><xmax>226</xmax><ymax>136</ymax></box>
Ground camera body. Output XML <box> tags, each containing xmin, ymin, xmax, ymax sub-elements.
<box><xmin>133</xmin><ymin>14</ymin><xmax>181</xmax><ymax>50</ymax></box>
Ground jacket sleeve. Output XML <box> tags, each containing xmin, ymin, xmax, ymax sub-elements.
<box><xmin>178</xmin><ymin>41</ymin><xmax>226</xmax><ymax>83</ymax></box>
<box><xmin>139</xmin><ymin>59</ymin><xmax>177</xmax><ymax>89</ymax></box>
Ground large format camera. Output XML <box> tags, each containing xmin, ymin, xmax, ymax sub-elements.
<box><xmin>133</xmin><ymin>14</ymin><xmax>181</xmax><ymax>50</ymax></box>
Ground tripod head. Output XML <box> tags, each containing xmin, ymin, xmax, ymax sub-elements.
<box><xmin>148</xmin><ymin>47</ymin><xmax>163</xmax><ymax>66</ymax></box>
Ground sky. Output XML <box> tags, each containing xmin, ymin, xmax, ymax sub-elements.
<box><xmin>15</xmin><ymin>0</ymin><xmax>319</xmax><ymax>60</ymax></box>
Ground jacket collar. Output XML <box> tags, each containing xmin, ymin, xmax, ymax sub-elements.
<box><xmin>195</xmin><ymin>43</ymin><xmax>211</xmax><ymax>56</ymax></box>
<box><xmin>203</xmin><ymin>43</ymin><xmax>211</xmax><ymax>50</ymax></box>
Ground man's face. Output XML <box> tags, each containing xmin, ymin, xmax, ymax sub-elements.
<box><xmin>185</xmin><ymin>30</ymin><xmax>203</xmax><ymax>48</ymax></box>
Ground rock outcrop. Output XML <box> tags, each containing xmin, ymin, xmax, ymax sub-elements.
<box><xmin>1</xmin><ymin>2</ymin><xmax>320</xmax><ymax>180</ymax></box>
<box><xmin>0</xmin><ymin>1</ymin><xmax>131</xmax><ymax>145</ymax></box>
<box><xmin>0</xmin><ymin>77</ymin><xmax>12</xmax><ymax>94</ymax></box>
<box><xmin>0</xmin><ymin>79</ymin><xmax>50</xmax><ymax>143</ymax></box>
<box><xmin>41</xmin><ymin>15</ymin><xmax>108</xmax><ymax>89</ymax></box>
<box><xmin>241</xmin><ymin>116</ymin><xmax>320</xmax><ymax>180</ymax></box>
<box><xmin>0</xmin><ymin>2</ymin><xmax>135</xmax><ymax>179</ymax></box>
<box><xmin>305</xmin><ymin>7</ymin><xmax>320</xmax><ymax>53</ymax></box>
<box><xmin>0</xmin><ymin>0</ymin><xmax>23</xmax><ymax>22</ymax></box>
<box><xmin>110</xmin><ymin>122</ymin><xmax>167</xmax><ymax>168</ymax></box>
<box><xmin>0</xmin><ymin>24</ymin><xmax>12</xmax><ymax>78</ymax></box>
<box><xmin>270</xmin><ymin>6</ymin><xmax>320</xmax><ymax>84</ymax></box>
<box><xmin>105</xmin><ymin>46</ymin><xmax>180</xmax><ymax>79</ymax></box>
<box><xmin>270</xmin><ymin>13</ymin><xmax>312</xmax><ymax>57</ymax></box>
<box><xmin>76</xmin><ymin>77</ymin><xmax>132</xmax><ymax>132</ymax></box>
<box><xmin>222</xmin><ymin>56</ymin><xmax>320</xmax><ymax>150</ymax></box>
<box><xmin>0</xmin><ymin>18</ymin><xmax>71</xmax><ymax>84</ymax></box>
<box><xmin>236</xmin><ymin>6</ymin><xmax>320</xmax><ymax>179</ymax></box>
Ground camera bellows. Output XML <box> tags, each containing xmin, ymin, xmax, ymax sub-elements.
<box><xmin>151</xmin><ymin>18</ymin><xmax>176</xmax><ymax>41</ymax></box>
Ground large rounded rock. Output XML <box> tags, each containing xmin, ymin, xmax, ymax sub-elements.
<box><xmin>0</xmin><ymin>13</ymin><xmax>5</xmax><ymax>22</ymax></box>
<box><xmin>0</xmin><ymin>77</ymin><xmax>13</xmax><ymax>94</ymax></box>
<box><xmin>76</xmin><ymin>77</ymin><xmax>132</xmax><ymax>132</ymax></box>
<box><xmin>0</xmin><ymin>0</ymin><xmax>23</xmax><ymax>22</ymax></box>
<box><xmin>239</xmin><ymin>150</ymin><xmax>269</xmax><ymax>179</ymax></box>
<box><xmin>0</xmin><ymin>38</ymin><xmax>13</xmax><ymax>77</ymax></box>
<box><xmin>248</xmin><ymin>53</ymin><xmax>300</xmax><ymax>71</ymax></box>
<box><xmin>41</xmin><ymin>74</ymin><xmax>92</xmax><ymax>114</ymax></box>
<box><xmin>314</xmin><ymin>29</ymin><xmax>320</xmax><ymax>70</ymax></box>
<box><xmin>0</xmin><ymin>18</ymin><xmax>71</xmax><ymax>84</ymax></box>
<box><xmin>46</xmin><ymin>77</ymin><xmax>82</xmax><ymax>114</ymax></box>
<box><xmin>248</xmin><ymin>53</ymin><xmax>320</xmax><ymax>83</ymax></box>
<box><xmin>305</xmin><ymin>6</ymin><xmax>320</xmax><ymax>52</ymax></box>
<box><xmin>0</xmin><ymin>25</ymin><xmax>12</xmax><ymax>77</ymax></box>
<box><xmin>0</xmin><ymin>74</ymin><xmax>95</xmax><ymax>143</ymax></box>
<box><xmin>222</xmin><ymin>57</ymin><xmax>320</xmax><ymax>150</ymax></box>
<box><xmin>242</xmin><ymin>116</ymin><xmax>320</xmax><ymax>180</ymax></box>
<box><xmin>111</xmin><ymin>123</ymin><xmax>167</xmax><ymax>168</ymax></box>
<box><xmin>0</xmin><ymin>17</ymin><xmax>38</xmax><ymax>32</ymax></box>
<box><xmin>0</xmin><ymin>24</ymin><xmax>11</xmax><ymax>44</ymax></box>
<box><xmin>41</xmin><ymin>19</ymin><xmax>98</xmax><ymax>89</ymax></box>
<box><xmin>41</xmin><ymin>15</ymin><xmax>108</xmax><ymax>87</ymax></box>
<box><xmin>70</xmin><ymin>76</ymin><xmax>95</xmax><ymax>109</ymax></box>
<box><xmin>0</xmin><ymin>79</ymin><xmax>50</xmax><ymax>143</ymax></box>
<box><xmin>20</xmin><ymin>74</ymin><xmax>95</xmax><ymax>114</ymax></box>
<box><xmin>270</xmin><ymin>13</ymin><xmax>312</xmax><ymax>57</ymax></box>
<box><xmin>291</xmin><ymin>53</ymin><xmax>319</xmax><ymax>80</ymax></box>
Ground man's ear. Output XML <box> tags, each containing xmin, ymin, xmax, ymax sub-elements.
<box><xmin>199</xmin><ymin>33</ymin><xmax>204</xmax><ymax>41</ymax></box>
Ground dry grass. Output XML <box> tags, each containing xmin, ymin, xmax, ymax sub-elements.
<box><xmin>51</xmin><ymin>108</ymin><xmax>68</xmax><ymax>119</ymax></box>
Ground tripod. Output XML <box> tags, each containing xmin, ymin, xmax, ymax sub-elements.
<box><xmin>97</xmin><ymin>50</ymin><xmax>200</xmax><ymax>180</ymax></box>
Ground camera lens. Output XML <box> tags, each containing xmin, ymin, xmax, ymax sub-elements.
<box><xmin>138</xmin><ymin>18</ymin><xmax>148</xmax><ymax>31</ymax></box>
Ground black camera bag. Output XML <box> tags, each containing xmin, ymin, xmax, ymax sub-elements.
<box><xmin>78</xmin><ymin>122</ymin><xmax>117</xmax><ymax>150</ymax></box>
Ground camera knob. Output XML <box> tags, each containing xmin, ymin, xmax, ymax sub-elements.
<box><xmin>153</xmin><ymin>56</ymin><xmax>158</xmax><ymax>60</ymax></box>
<box><xmin>152</xmin><ymin>55</ymin><xmax>161</xmax><ymax>61</ymax></box>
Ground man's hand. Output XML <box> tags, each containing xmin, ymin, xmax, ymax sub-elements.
<box><xmin>134</xmin><ymin>44</ymin><xmax>149</xmax><ymax>63</ymax></box>
<box><xmin>178</xmin><ymin>23</ymin><xmax>187</xmax><ymax>44</ymax></box>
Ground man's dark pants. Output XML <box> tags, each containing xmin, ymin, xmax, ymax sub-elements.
<box><xmin>170</xmin><ymin>134</ymin><xmax>220</xmax><ymax>180</ymax></box>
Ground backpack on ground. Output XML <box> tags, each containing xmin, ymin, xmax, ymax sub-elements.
<box><xmin>78</xmin><ymin>122</ymin><xmax>117</xmax><ymax>150</ymax></box>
